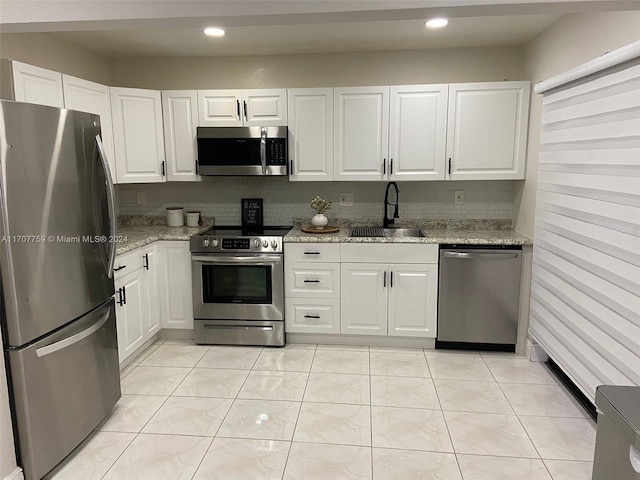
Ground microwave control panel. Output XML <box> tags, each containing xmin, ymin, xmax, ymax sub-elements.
<box><xmin>266</xmin><ymin>139</ymin><xmax>287</xmax><ymax>165</ymax></box>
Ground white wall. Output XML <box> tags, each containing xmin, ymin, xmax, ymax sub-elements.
<box><xmin>515</xmin><ymin>10</ymin><xmax>640</xmax><ymax>238</ymax></box>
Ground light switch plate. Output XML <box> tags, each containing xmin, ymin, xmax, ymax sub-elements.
<box><xmin>339</xmin><ymin>193</ymin><xmax>353</xmax><ymax>207</ymax></box>
<box><xmin>136</xmin><ymin>192</ymin><xmax>146</xmax><ymax>205</ymax></box>
<box><xmin>454</xmin><ymin>190</ymin><xmax>464</xmax><ymax>205</ymax></box>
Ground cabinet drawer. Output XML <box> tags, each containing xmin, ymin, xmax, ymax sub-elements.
<box><xmin>285</xmin><ymin>243</ymin><xmax>340</xmax><ymax>262</ymax></box>
<box><xmin>341</xmin><ymin>243</ymin><xmax>438</xmax><ymax>263</ymax></box>
<box><xmin>114</xmin><ymin>249</ymin><xmax>143</xmax><ymax>280</ymax></box>
<box><xmin>286</xmin><ymin>263</ymin><xmax>340</xmax><ymax>298</ymax></box>
<box><xmin>286</xmin><ymin>298</ymin><xmax>340</xmax><ymax>334</ymax></box>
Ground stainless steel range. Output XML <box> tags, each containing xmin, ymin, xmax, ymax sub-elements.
<box><xmin>190</xmin><ymin>226</ymin><xmax>290</xmax><ymax>346</ymax></box>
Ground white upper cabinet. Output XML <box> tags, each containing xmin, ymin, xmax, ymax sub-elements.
<box><xmin>198</xmin><ymin>89</ymin><xmax>287</xmax><ymax>127</ymax></box>
<box><xmin>446</xmin><ymin>81</ymin><xmax>530</xmax><ymax>180</ymax></box>
<box><xmin>62</xmin><ymin>75</ymin><xmax>117</xmax><ymax>181</ymax></box>
<box><xmin>11</xmin><ymin>61</ymin><xmax>64</xmax><ymax>108</ymax></box>
<box><xmin>198</xmin><ymin>89</ymin><xmax>243</xmax><ymax>127</ymax></box>
<box><xmin>334</xmin><ymin>86</ymin><xmax>389</xmax><ymax>181</ymax></box>
<box><xmin>389</xmin><ymin>85</ymin><xmax>448</xmax><ymax>181</ymax></box>
<box><xmin>110</xmin><ymin>87</ymin><xmax>166</xmax><ymax>183</ymax></box>
<box><xmin>287</xmin><ymin>88</ymin><xmax>334</xmax><ymax>181</ymax></box>
<box><xmin>162</xmin><ymin>90</ymin><xmax>200</xmax><ymax>182</ymax></box>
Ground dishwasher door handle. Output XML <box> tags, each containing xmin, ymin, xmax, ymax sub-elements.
<box><xmin>444</xmin><ymin>252</ymin><xmax>519</xmax><ymax>259</ymax></box>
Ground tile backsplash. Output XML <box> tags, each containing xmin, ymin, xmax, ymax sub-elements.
<box><xmin>117</xmin><ymin>178</ymin><xmax>514</xmax><ymax>226</ymax></box>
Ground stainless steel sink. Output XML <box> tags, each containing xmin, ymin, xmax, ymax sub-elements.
<box><xmin>350</xmin><ymin>227</ymin><xmax>425</xmax><ymax>238</ymax></box>
<box><xmin>383</xmin><ymin>228</ymin><xmax>426</xmax><ymax>238</ymax></box>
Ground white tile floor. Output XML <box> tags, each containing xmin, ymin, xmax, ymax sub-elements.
<box><xmin>45</xmin><ymin>339</ymin><xmax>597</xmax><ymax>480</ymax></box>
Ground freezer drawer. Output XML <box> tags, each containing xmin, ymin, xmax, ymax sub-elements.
<box><xmin>7</xmin><ymin>299</ymin><xmax>120</xmax><ymax>480</ymax></box>
<box><xmin>437</xmin><ymin>246</ymin><xmax>522</xmax><ymax>348</ymax></box>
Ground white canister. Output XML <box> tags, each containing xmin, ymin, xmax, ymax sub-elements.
<box><xmin>186</xmin><ymin>211</ymin><xmax>201</xmax><ymax>227</ymax></box>
<box><xmin>166</xmin><ymin>207</ymin><xmax>184</xmax><ymax>227</ymax></box>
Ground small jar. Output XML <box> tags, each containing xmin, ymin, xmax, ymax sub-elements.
<box><xmin>166</xmin><ymin>207</ymin><xmax>184</xmax><ymax>227</ymax></box>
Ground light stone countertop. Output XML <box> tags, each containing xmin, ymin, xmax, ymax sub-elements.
<box><xmin>284</xmin><ymin>219</ymin><xmax>532</xmax><ymax>246</ymax></box>
<box><xmin>115</xmin><ymin>216</ymin><xmax>532</xmax><ymax>254</ymax></box>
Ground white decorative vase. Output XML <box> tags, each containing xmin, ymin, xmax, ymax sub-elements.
<box><xmin>311</xmin><ymin>213</ymin><xmax>328</xmax><ymax>229</ymax></box>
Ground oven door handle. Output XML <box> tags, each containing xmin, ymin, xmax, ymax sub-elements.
<box><xmin>191</xmin><ymin>255</ymin><xmax>283</xmax><ymax>265</ymax></box>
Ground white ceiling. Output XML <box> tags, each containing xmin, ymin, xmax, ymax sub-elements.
<box><xmin>1</xmin><ymin>0</ymin><xmax>638</xmax><ymax>57</ymax></box>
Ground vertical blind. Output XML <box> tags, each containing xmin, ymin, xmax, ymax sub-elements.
<box><xmin>530</xmin><ymin>46</ymin><xmax>640</xmax><ymax>403</ymax></box>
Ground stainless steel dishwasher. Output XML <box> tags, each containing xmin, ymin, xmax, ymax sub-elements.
<box><xmin>437</xmin><ymin>245</ymin><xmax>522</xmax><ymax>351</ymax></box>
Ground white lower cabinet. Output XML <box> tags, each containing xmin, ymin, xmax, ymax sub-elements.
<box><xmin>114</xmin><ymin>250</ymin><xmax>147</xmax><ymax>364</ymax></box>
<box><xmin>140</xmin><ymin>244</ymin><xmax>161</xmax><ymax>337</ymax></box>
<box><xmin>157</xmin><ymin>241</ymin><xmax>193</xmax><ymax>329</ymax></box>
<box><xmin>284</xmin><ymin>243</ymin><xmax>341</xmax><ymax>334</ymax></box>
<box><xmin>340</xmin><ymin>244</ymin><xmax>439</xmax><ymax>338</ymax></box>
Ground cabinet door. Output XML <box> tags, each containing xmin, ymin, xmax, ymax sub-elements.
<box><xmin>198</xmin><ymin>89</ymin><xmax>242</xmax><ymax>126</ymax></box>
<box><xmin>111</xmin><ymin>87</ymin><xmax>165</xmax><ymax>183</ymax></box>
<box><xmin>11</xmin><ymin>61</ymin><xmax>64</xmax><ymax>108</ymax></box>
<box><xmin>387</xmin><ymin>264</ymin><xmax>438</xmax><ymax>338</ymax></box>
<box><xmin>158</xmin><ymin>241</ymin><xmax>193</xmax><ymax>329</ymax></box>
<box><xmin>341</xmin><ymin>263</ymin><xmax>387</xmax><ymax>335</ymax></box>
<box><xmin>334</xmin><ymin>86</ymin><xmax>389</xmax><ymax>181</ymax></box>
<box><xmin>115</xmin><ymin>269</ymin><xmax>145</xmax><ymax>364</ymax></box>
<box><xmin>446</xmin><ymin>82</ymin><xmax>530</xmax><ymax>180</ymax></box>
<box><xmin>140</xmin><ymin>244</ymin><xmax>161</xmax><ymax>337</ymax></box>
<box><xmin>389</xmin><ymin>85</ymin><xmax>447</xmax><ymax>181</ymax></box>
<box><xmin>242</xmin><ymin>89</ymin><xmax>288</xmax><ymax>126</ymax></box>
<box><xmin>162</xmin><ymin>90</ymin><xmax>200</xmax><ymax>182</ymax></box>
<box><xmin>63</xmin><ymin>75</ymin><xmax>117</xmax><ymax>181</ymax></box>
<box><xmin>287</xmin><ymin>88</ymin><xmax>334</xmax><ymax>181</ymax></box>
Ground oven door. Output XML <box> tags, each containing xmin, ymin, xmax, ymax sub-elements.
<box><xmin>192</xmin><ymin>253</ymin><xmax>284</xmax><ymax>321</ymax></box>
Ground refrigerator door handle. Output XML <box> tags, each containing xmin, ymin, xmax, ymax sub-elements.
<box><xmin>35</xmin><ymin>309</ymin><xmax>110</xmax><ymax>358</ymax></box>
<box><xmin>95</xmin><ymin>135</ymin><xmax>117</xmax><ymax>278</ymax></box>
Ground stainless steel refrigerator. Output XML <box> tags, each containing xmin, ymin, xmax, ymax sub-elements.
<box><xmin>0</xmin><ymin>100</ymin><xmax>120</xmax><ymax>480</ymax></box>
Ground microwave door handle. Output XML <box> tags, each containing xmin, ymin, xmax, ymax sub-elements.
<box><xmin>260</xmin><ymin>127</ymin><xmax>267</xmax><ymax>175</ymax></box>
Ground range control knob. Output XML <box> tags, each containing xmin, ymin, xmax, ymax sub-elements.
<box><xmin>212</xmin><ymin>239</ymin><xmax>219</xmax><ymax>247</ymax></box>
<box><xmin>262</xmin><ymin>240</ymin><xmax>269</xmax><ymax>248</ymax></box>
<box><xmin>271</xmin><ymin>240</ymin><xmax>278</xmax><ymax>249</ymax></box>
<box><xmin>202</xmin><ymin>239</ymin><xmax>210</xmax><ymax>247</ymax></box>
<box><xmin>254</xmin><ymin>239</ymin><xmax>260</xmax><ymax>248</ymax></box>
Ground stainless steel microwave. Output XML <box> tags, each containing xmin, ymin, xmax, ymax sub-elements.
<box><xmin>196</xmin><ymin>126</ymin><xmax>288</xmax><ymax>176</ymax></box>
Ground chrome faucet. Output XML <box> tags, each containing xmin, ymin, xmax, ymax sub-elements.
<box><xmin>383</xmin><ymin>181</ymin><xmax>399</xmax><ymax>228</ymax></box>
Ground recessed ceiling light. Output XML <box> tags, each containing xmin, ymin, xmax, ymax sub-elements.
<box><xmin>204</xmin><ymin>27</ymin><xmax>225</xmax><ymax>37</ymax></box>
<box><xmin>425</xmin><ymin>18</ymin><xmax>448</xmax><ymax>29</ymax></box>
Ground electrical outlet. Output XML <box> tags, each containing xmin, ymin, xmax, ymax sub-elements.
<box><xmin>454</xmin><ymin>190</ymin><xmax>464</xmax><ymax>205</ymax></box>
<box><xmin>339</xmin><ymin>193</ymin><xmax>353</xmax><ymax>207</ymax></box>
<box><xmin>136</xmin><ymin>192</ymin><xmax>146</xmax><ymax>205</ymax></box>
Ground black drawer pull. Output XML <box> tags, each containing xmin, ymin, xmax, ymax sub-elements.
<box><xmin>304</xmin><ymin>315</ymin><xmax>320</xmax><ymax>319</ymax></box>
<box><xmin>114</xmin><ymin>265</ymin><xmax>126</xmax><ymax>272</ymax></box>
<box><xmin>304</xmin><ymin>251</ymin><xmax>321</xmax><ymax>255</ymax></box>
<box><xmin>304</xmin><ymin>279</ymin><xmax>320</xmax><ymax>283</ymax></box>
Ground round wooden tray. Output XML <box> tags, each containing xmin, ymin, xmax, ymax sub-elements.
<box><xmin>301</xmin><ymin>225</ymin><xmax>340</xmax><ymax>234</ymax></box>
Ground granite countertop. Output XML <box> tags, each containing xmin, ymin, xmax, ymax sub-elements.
<box><xmin>116</xmin><ymin>216</ymin><xmax>213</xmax><ymax>255</ymax></box>
<box><xmin>284</xmin><ymin>219</ymin><xmax>532</xmax><ymax>246</ymax></box>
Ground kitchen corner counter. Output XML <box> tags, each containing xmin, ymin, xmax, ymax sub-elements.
<box><xmin>115</xmin><ymin>216</ymin><xmax>213</xmax><ymax>255</ymax></box>
<box><xmin>284</xmin><ymin>221</ymin><xmax>532</xmax><ymax>246</ymax></box>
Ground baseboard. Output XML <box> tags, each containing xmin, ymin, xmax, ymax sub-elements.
<box><xmin>3</xmin><ymin>467</ymin><xmax>24</xmax><ymax>480</ymax></box>
<box><xmin>525</xmin><ymin>337</ymin><xmax>549</xmax><ymax>362</ymax></box>
<box><xmin>286</xmin><ymin>333</ymin><xmax>436</xmax><ymax>349</ymax></box>
<box><xmin>158</xmin><ymin>329</ymin><xmax>194</xmax><ymax>340</ymax></box>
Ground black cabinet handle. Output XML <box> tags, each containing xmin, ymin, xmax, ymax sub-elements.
<box><xmin>383</xmin><ymin>271</ymin><xmax>387</xmax><ymax>287</ymax></box>
<box><xmin>114</xmin><ymin>265</ymin><xmax>126</xmax><ymax>272</ymax></box>
<box><xmin>448</xmin><ymin>158</ymin><xmax>452</xmax><ymax>175</ymax></box>
<box><xmin>304</xmin><ymin>279</ymin><xmax>320</xmax><ymax>283</ymax></box>
<box><xmin>390</xmin><ymin>158</ymin><xmax>394</xmax><ymax>175</ymax></box>
<box><xmin>236</xmin><ymin>100</ymin><xmax>240</xmax><ymax>118</ymax></box>
<box><xmin>304</xmin><ymin>314</ymin><xmax>320</xmax><ymax>319</ymax></box>
<box><xmin>143</xmin><ymin>253</ymin><xmax>149</xmax><ymax>270</ymax></box>
<box><xmin>390</xmin><ymin>271</ymin><xmax>394</xmax><ymax>288</ymax></box>
<box><xmin>290</xmin><ymin>159</ymin><xmax>294</xmax><ymax>175</ymax></box>
<box><xmin>383</xmin><ymin>158</ymin><xmax>386</xmax><ymax>175</ymax></box>
<box><xmin>122</xmin><ymin>286</ymin><xmax>127</xmax><ymax>305</ymax></box>
<box><xmin>195</xmin><ymin>159</ymin><xmax>199</xmax><ymax>175</ymax></box>
<box><xmin>304</xmin><ymin>251</ymin><xmax>321</xmax><ymax>255</ymax></box>
<box><xmin>161</xmin><ymin>161</ymin><xmax>166</xmax><ymax>176</ymax></box>
<box><xmin>243</xmin><ymin>101</ymin><xmax>248</xmax><ymax>120</ymax></box>
<box><xmin>117</xmin><ymin>287</ymin><xmax>124</xmax><ymax>306</ymax></box>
